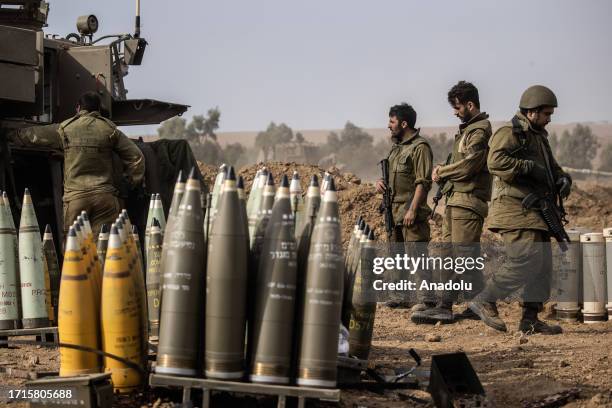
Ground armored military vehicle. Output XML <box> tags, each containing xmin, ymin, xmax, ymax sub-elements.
<box><xmin>0</xmin><ymin>0</ymin><xmax>199</xmax><ymax>254</ymax></box>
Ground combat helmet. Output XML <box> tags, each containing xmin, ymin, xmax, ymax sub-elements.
<box><xmin>519</xmin><ymin>85</ymin><xmax>558</xmax><ymax>109</ymax></box>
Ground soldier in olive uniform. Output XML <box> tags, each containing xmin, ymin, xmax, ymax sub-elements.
<box><xmin>9</xmin><ymin>92</ymin><xmax>145</xmax><ymax>240</ymax></box>
<box><xmin>376</xmin><ymin>103</ymin><xmax>435</xmax><ymax>313</ymax></box>
<box><xmin>468</xmin><ymin>85</ymin><xmax>571</xmax><ymax>335</ymax></box>
<box><xmin>412</xmin><ymin>81</ymin><xmax>492</xmax><ymax>324</ymax></box>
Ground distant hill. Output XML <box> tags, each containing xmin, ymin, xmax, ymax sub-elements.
<box><xmin>138</xmin><ymin>121</ymin><xmax>612</xmax><ymax>147</ymax></box>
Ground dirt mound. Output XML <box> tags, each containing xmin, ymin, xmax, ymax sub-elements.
<box><xmin>197</xmin><ymin>162</ymin><xmax>219</xmax><ymax>188</ymax></box>
<box><xmin>199</xmin><ymin>161</ymin><xmax>612</xmax><ymax>243</ymax></box>
<box><xmin>564</xmin><ymin>182</ymin><xmax>612</xmax><ymax>231</ymax></box>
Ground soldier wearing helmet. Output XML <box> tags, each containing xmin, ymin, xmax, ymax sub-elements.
<box><xmin>468</xmin><ymin>85</ymin><xmax>571</xmax><ymax>335</ymax></box>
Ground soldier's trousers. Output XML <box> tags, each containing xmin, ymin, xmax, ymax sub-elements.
<box><xmin>437</xmin><ymin>206</ymin><xmax>485</xmax><ymax>305</ymax></box>
<box><xmin>479</xmin><ymin>229</ymin><xmax>551</xmax><ymax>306</ymax></box>
<box><xmin>390</xmin><ymin>221</ymin><xmax>434</xmax><ymax>304</ymax></box>
<box><xmin>63</xmin><ymin>193</ymin><xmax>123</xmax><ymax>242</ymax></box>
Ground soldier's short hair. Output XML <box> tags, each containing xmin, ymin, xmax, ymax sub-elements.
<box><xmin>78</xmin><ymin>91</ymin><xmax>102</xmax><ymax>112</ymax></box>
<box><xmin>448</xmin><ymin>81</ymin><xmax>480</xmax><ymax>109</ymax></box>
<box><xmin>389</xmin><ymin>103</ymin><xmax>417</xmax><ymax>129</ymax></box>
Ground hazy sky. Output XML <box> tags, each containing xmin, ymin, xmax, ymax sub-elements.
<box><xmin>46</xmin><ymin>0</ymin><xmax>612</xmax><ymax>135</ymax></box>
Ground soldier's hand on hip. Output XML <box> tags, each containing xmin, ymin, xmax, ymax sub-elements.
<box><xmin>375</xmin><ymin>179</ymin><xmax>387</xmax><ymax>193</ymax></box>
<box><xmin>403</xmin><ymin>208</ymin><xmax>416</xmax><ymax>227</ymax></box>
<box><xmin>556</xmin><ymin>177</ymin><xmax>571</xmax><ymax>199</ymax></box>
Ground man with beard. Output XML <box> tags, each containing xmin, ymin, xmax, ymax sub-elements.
<box><xmin>376</xmin><ymin>103</ymin><xmax>435</xmax><ymax>314</ymax></box>
<box><xmin>468</xmin><ymin>85</ymin><xmax>571</xmax><ymax>334</ymax></box>
<box><xmin>411</xmin><ymin>81</ymin><xmax>492</xmax><ymax>324</ymax></box>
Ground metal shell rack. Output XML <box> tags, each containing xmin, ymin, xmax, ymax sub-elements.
<box><xmin>0</xmin><ymin>326</ymin><xmax>58</xmax><ymax>346</ymax></box>
<box><xmin>149</xmin><ymin>373</ymin><xmax>341</xmax><ymax>408</ymax></box>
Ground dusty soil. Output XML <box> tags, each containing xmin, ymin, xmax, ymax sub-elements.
<box><xmin>2</xmin><ymin>163</ymin><xmax>611</xmax><ymax>407</ymax></box>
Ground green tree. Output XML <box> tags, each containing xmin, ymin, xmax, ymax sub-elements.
<box><xmin>157</xmin><ymin>116</ymin><xmax>187</xmax><ymax>139</ymax></box>
<box><xmin>255</xmin><ymin>122</ymin><xmax>294</xmax><ymax>158</ymax></box>
<box><xmin>338</xmin><ymin>121</ymin><xmax>373</xmax><ymax>148</ymax></box>
<box><xmin>557</xmin><ymin>124</ymin><xmax>600</xmax><ymax>169</ymax></box>
<box><xmin>295</xmin><ymin>132</ymin><xmax>305</xmax><ymax>143</ymax></box>
<box><xmin>598</xmin><ymin>144</ymin><xmax>612</xmax><ymax>172</ymax></box>
<box><xmin>185</xmin><ymin>108</ymin><xmax>221</xmax><ymax>142</ymax></box>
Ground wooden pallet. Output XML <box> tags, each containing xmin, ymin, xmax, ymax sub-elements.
<box><xmin>149</xmin><ymin>373</ymin><xmax>341</xmax><ymax>408</ymax></box>
<box><xmin>0</xmin><ymin>326</ymin><xmax>58</xmax><ymax>347</ymax></box>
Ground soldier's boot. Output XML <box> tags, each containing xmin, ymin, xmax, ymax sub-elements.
<box><xmin>468</xmin><ymin>301</ymin><xmax>507</xmax><ymax>332</ymax></box>
<box><xmin>454</xmin><ymin>306</ymin><xmax>480</xmax><ymax>321</ymax></box>
<box><xmin>519</xmin><ymin>306</ymin><xmax>562</xmax><ymax>335</ymax></box>
<box><xmin>409</xmin><ymin>301</ymin><xmax>436</xmax><ymax>312</ymax></box>
<box><xmin>384</xmin><ymin>300</ymin><xmax>413</xmax><ymax>309</ymax></box>
<box><xmin>410</xmin><ymin>302</ymin><xmax>454</xmax><ymax>325</ymax></box>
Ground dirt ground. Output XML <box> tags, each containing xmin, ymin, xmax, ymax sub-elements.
<box><xmin>1</xmin><ymin>163</ymin><xmax>611</xmax><ymax>407</ymax></box>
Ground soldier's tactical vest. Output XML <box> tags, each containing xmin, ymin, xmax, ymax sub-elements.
<box><xmin>444</xmin><ymin>118</ymin><xmax>493</xmax><ymax>202</ymax></box>
<box><xmin>491</xmin><ymin>116</ymin><xmax>555</xmax><ymax>201</ymax></box>
<box><xmin>388</xmin><ymin>136</ymin><xmax>430</xmax><ymax>204</ymax></box>
<box><xmin>58</xmin><ymin>111</ymin><xmax>118</xmax><ymax>195</ymax></box>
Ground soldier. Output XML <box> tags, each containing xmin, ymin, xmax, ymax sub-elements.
<box><xmin>468</xmin><ymin>85</ymin><xmax>571</xmax><ymax>335</ymax></box>
<box><xmin>9</xmin><ymin>92</ymin><xmax>144</xmax><ymax>239</ymax></box>
<box><xmin>412</xmin><ymin>81</ymin><xmax>492</xmax><ymax>324</ymax></box>
<box><xmin>375</xmin><ymin>103</ymin><xmax>435</xmax><ymax>314</ymax></box>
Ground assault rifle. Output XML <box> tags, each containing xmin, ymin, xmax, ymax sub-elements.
<box><xmin>430</xmin><ymin>153</ymin><xmax>452</xmax><ymax>219</ymax></box>
<box><xmin>378</xmin><ymin>159</ymin><xmax>394</xmax><ymax>238</ymax></box>
<box><xmin>522</xmin><ymin>192</ymin><xmax>571</xmax><ymax>252</ymax></box>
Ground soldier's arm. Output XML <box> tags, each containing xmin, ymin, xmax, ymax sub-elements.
<box><xmin>111</xmin><ymin>129</ymin><xmax>145</xmax><ymax>187</ymax></box>
<box><xmin>487</xmin><ymin>127</ymin><xmax>532</xmax><ymax>182</ymax></box>
<box><xmin>409</xmin><ymin>144</ymin><xmax>433</xmax><ymax>211</ymax></box>
<box><xmin>8</xmin><ymin>124</ymin><xmax>62</xmax><ymax>149</ymax></box>
<box><xmin>413</xmin><ymin>144</ymin><xmax>433</xmax><ymax>193</ymax></box>
<box><xmin>436</xmin><ymin>129</ymin><xmax>488</xmax><ymax>182</ymax></box>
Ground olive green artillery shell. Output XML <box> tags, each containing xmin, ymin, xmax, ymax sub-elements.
<box><xmin>250</xmin><ymin>187</ymin><xmax>297</xmax><ymax>384</ymax></box>
<box><xmin>145</xmin><ymin>227</ymin><xmax>163</xmax><ymax>340</ymax></box>
<box><xmin>296</xmin><ymin>187</ymin><xmax>321</xmax><ymax>252</ymax></box>
<box><xmin>342</xmin><ymin>228</ymin><xmax>363</xmax><ymax>328</ymax></box>
<box><xmin>19</xmin><ymin>193</ymin><xmax>50</xmax><ymax>328</ymax></box>
<box><xmin>292</xmin><ymin>181</ymin><xmax>320</xmax><ymax>379</ymax></box>
<box><xmin>247</xmin><ymin>173</ymin><xmax>265</xmax><ymax>244</ymax></box>
<box><xmin>42</xmin><ymin>228</ymin><xmax>60</xmax><ymax>323</ymax></box>
<box><xmin>290</xmin><ymin>174</ymin><xmax>305</xmax><ymax>238</ymax></box>
<box><xmin>297</xmin><ymin>190</ymin><xmax>343</xmax><ymax>388</ymax></box>
<box><xmin>0</xmin><ymin>199</ymin><xmax>20</xmax><ymax>329</ymax></box>
<box><xmin>144</xmin><ymin>195</ymin><xmax>155</xmax><ymax>258</ymax></box>
<box><xmin>251</xmin><ymin>184</ymin><xmax>276</xmax><ymax>271</ymax></box>
<box><xmin>156</xmin><ymin>177</ymin><xmax>205</xmax><ymax>377</ymax></box>
<box><xmin>205</xmin><ymin>178</ymin><xmax>249</xmax><ymax>379</ymax></box>
<box><xmin>204</xmin><ymin>167</ymin><xmax>226</xmax><ymax>241</ymax></box>
<box><xmin>246</xmin><ymin>171</ymin><xmax>261</xmax><ymax>219</ymax></box>
<box><xmin>348</xmin><ymin>236</ymin><xmax>377</xmax><ymax>360</ymax></box>
<box><xmin>158</xmin><ymin>177</ymin><xmax>185</xmax><ymax>288</ymax></box>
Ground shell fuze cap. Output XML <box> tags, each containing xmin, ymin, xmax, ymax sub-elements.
<box><xmin>519</xmin><ymin>85</ymin><xmax>558</xmax><ymax>109</ymax></box>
